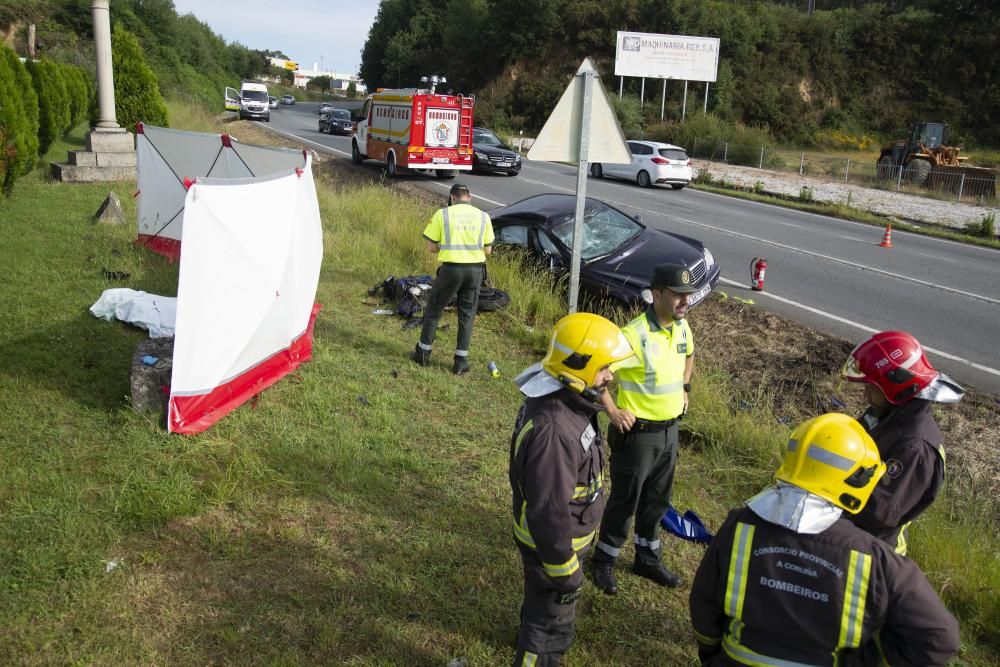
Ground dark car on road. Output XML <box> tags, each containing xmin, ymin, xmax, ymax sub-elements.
<box><xmin>489</xmin><ymin>194</ymin><xmax>720</xmax><ymax>307</ymax></box>
<box><xmin>472</xmin><ymin>127</ymin><xmax>521</xmax><ymax>176</ymax></box>
<box><xmin>319</xmin><ymin>108</ymin><xmax>353</xmax><ymax>135</ymax></box>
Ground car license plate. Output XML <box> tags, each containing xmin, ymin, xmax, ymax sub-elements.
<box><xmin>432</xmin><ymin>157</ymin><xmax>450</xmax><ymax>164</ymax></box>
<box><xmin>687</xmin><ymin>283</ymin><xmax>713</xmax><ymax>307</ymax></box>
<box><xmin>498</xmin><ymin>161</ymin><xmax>512</xmax><ymax>167</ymax></box>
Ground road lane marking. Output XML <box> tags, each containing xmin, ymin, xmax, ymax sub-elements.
<box><xmin>423</xmin><ymin>180</ymin><xmax>505</xmax><ymax>207</ymax></box>
<box><xmin>256</xmin><ymin>128</ymin><xmax>997</xmax><ymax>305</ymax></box>
<box><xmin>510</xmin><ymin>173</ymin><xmax>1000</xmax><ymax>306</ymax></box>
<box><xmin>254</xmin><ymin>122</ymin><xmax>351</xmax><ymax>157</ymax></box>
<box><xmin>718</xmin><ymin>277</ymin><xmax>1000</xmax><ymax>379</ymax></box>
<box><xmin>689</xmin><ymin>186</ymin><xmax>1000</xmax><ymax>255</ymax></box>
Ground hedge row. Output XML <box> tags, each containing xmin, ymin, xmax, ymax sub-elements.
<box><xmin>0</xmin><ymin>44</ymin><xmax>40</xmax><ymax>193</ymax></box>
<box><xmin>26</xmin><ymin>58</ymin><xmax>91</xmax><ymax>157</ymax></box>
<box><xmin>0</xmin><ymin>44</ymin><xmax>93</xmax><ymax>195</ymax></box>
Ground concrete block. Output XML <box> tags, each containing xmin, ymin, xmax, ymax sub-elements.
<box><xmin>68</xmin><ymin>150</ymin><xmax>98</xmax><ymax>167</ymax></box>
<box><xmin>94</xmin><ymin>191</ymin><xmax>125</xmax><ymax>225</ymax></box>
<box><xmin>51</xmin><ymin>162</ymin><xmax>136</xmax><ymax>182</ymax></box>
<box><xmin>86</xmin><ymin>129</ymin><xmax>135</xmax><ymax>153</ymax></box>
<box><xmin>95</xmin><ymin>151</ymin><xmax>137</xmax><ymax>168</ymax></box>
<box><xmin>130</xmin><ymin>337</ymin><xmax>174</xmax><ymax>414</ymax></box>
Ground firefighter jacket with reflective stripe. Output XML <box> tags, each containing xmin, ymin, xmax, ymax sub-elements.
<box><xmin>614</xmin><ymin>309</ymin><xmax>693</xmax><ymax>421</ymax></box>
<box><xmin>509</xmin><ymin>388</ymin><xmax>605</xmax><ymax>591</ymax></box>
<box><xmin>422</xmin><ymin>203</ymin><xmax>494</xmax><ymax>264</ymax></box>
<box><xmin>850</xmin><ymin>399</ymin><xmax>945</xmax><ymax>555</ymax></box>
<box><xmin>689</xmin><ymin>507</ymin><xmax>960</xmax><ymax>667</ymax></box>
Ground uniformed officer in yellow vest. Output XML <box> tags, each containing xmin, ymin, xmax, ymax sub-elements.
<box><xmin>592</xmin><ymin>263</ymin><xmax>696</xmax><ymax>594</ymax></box>
<box><xmin>411</xmin><ymin>183</ymin><xmax>494</xmax><ymax>374</ymax></box>
<box><xmin>689</xmin><ymin>413</ymin><xmax>960</xmax><ymax>666</ymax></box>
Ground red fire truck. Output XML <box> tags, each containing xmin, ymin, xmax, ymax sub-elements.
<box><xmin>351</xmin><ymin>89</ymin><xmax>474</xmax><ymax>178</ymax></box>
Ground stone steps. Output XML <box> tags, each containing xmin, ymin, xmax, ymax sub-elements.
<box><xmin>52</xmin><ymin>127</ymin><xmax>136</xmax><ymax>182</ymax></box>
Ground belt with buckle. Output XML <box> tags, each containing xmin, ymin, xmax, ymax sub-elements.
<box><xmin>631</xmin><ymin>417</ymin><xmax>679</xmax><ymax>433</ymax></box>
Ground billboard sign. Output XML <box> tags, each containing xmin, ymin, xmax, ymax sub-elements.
<box><xmin>615</xmin><ymin>31</ymin><xmax>720</xmax><ymax>82</ymax></box>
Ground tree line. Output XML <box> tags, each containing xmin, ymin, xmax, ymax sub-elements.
<box><xmin>360</xmin><ymin>0</ymin><xmax>999</xmax><ymax>146</ymax></box>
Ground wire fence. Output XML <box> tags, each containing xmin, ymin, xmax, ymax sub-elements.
<box><xmin>688</xmin><ymin>138</ymin><xmax>998</xmax><ymax>204</ymax></box>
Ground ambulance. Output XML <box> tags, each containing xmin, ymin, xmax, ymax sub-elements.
<box><xmin>351</xmin><ymin>89</ymin><xmax>474</xmax><ymax>178</ymax></box>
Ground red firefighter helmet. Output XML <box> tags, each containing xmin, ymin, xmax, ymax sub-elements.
<box><xmin>842</xmin><ymin>331</ymin><xmax>943</xmax><ymax>405</ymax></box>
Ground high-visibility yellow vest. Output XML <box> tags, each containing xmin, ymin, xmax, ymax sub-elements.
<box><xmin>615</xmin><ymin>310</ymin><xmax>693</xmax><ymax>421</ymax></box>
<box><xmin>422</xmin><ymin>203</ymin><xmax>494</xmax><ymax>264</ymax></box>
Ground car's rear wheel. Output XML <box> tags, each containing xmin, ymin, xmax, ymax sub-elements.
<box><xmin>352</xmin><ymin>141</ymin><xmax>363</xmax><ymax>165</ymax></box>
<box><xmin>387</xmin><ymin>153</ymin><xmax>398</xmax><ymax>178</ymax></box>
<box><xmin>637</xmin><ymin>170</ymin><xmax>651</xmax><ymax>187</ymax></box>
<box><xmin>671</xmin><ymin>183</ymin><xmax>686</xmax><ymax>190</ymax></box>
<box><xmin>590</xmin><ymin>163</ymin><xmax>603</xmax><ymax>178</ymax></box>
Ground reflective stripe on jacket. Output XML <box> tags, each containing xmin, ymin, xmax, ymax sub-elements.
<box><xmin>509</xmin><ymin>389</ymin><xmax>605</xmax><ymax>586</ymax></box>
<box><xmin>615</xmin><ymin>309</ymin><xmax>693</xmax><ymax>421</ymax></box>
<box><xmin>422</xmin><ymin>203</ymin><xmax>494</xmax><ymax>264</ymax></box>
<box><xmin>689</xmin><ymin>507</ymin><xmax>960</xmax><ymax>667</ymax></box>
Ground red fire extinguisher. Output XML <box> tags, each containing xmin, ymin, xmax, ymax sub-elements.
<box><xmin>750</xmin><ymin>257</ymin><xmax>767</xmax><ymax>292</ymax></box>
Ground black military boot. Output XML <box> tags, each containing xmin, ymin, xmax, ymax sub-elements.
<box><xmin>452</xmin><ymin>355</ymin><xmax>470</xmax><ymax>375</ymax></box>
<box><xmin>410</xmin><ymin>344</ymin><xmax>430</xmax><ymax>367</ymax></box>
<box><xmin>591</xmin><ymin>560</ymin><xmax>618</xmax><ymax>595</ymax></box>
<box><xmin>631</xmin><ymin>560</ymin><xmax>682</xmax><ymax>588</ymax></box>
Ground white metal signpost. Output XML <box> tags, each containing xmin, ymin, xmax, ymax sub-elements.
<box><xmin>528</xmin><ymin>58</ymin><xmax>631</xmax><ymax>313</ymax></box>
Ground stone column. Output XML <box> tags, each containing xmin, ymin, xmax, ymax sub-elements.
<box><xmin>92</xmin><ymin>0</ymin><xmax>119</xmax><ymax>130</ymax></box>
<box><xmin>50</xmin><ymin>0</ymin><xmax>136</xmax><ymax>181</ymax></box>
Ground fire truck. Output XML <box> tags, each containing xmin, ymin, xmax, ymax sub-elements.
<box><xmin>351</xmin><ymin>89</ymin><xmax>474</xmax><ymax>178</ymax></box>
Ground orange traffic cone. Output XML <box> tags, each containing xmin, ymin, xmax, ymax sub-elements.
<box><xmin>879</xmin><ymin>223</ymin><xmax>893</xmax><ymax>248</ymax></box>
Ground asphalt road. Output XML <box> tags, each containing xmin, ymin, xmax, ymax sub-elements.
<box><xmin>261</xmin><ymin>101</ymin><xmax>1000</xmax><ymax>394</ymax></box>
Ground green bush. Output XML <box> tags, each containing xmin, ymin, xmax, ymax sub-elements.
<box><xmin>609</xmin><ymin>94</ymin><xmax>644</xmax><ymax>139</ymax></box>
<box><xmin>59</xmin><ymin>64</ymin><xmax>91</xmax><ymax>129</ymax></box>
<box><xmin>111</xmin><ymin>26</ymin><xmax>168</xmax><ymax>131</ymax></box>
<box><xmin>647</xmin><ymin>113</ymin><xmax>779</xmax><ymax>168</ymax></box>
<box><xmin>26</xmin><ymin>58</ymin><xmax>71</xmax><ymax>156</ymax></box>
<box><xmin>0</xmin><ymin>45</ymin><xmax>40</xmax><ymax>193</ymax></box>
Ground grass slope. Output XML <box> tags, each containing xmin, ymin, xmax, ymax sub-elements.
<box><xmin>0</xmin><ymin>103</ymin><xmax>996</xmax><ymax>665</ymax></box>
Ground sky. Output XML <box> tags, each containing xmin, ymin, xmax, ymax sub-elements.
<box><xmin>171</xmin><ymin>0</ymin><xmax>381</xmax><ymax>75</ymax></box>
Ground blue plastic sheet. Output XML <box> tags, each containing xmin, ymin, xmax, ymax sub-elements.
<box><xmin>660</xmin><ymin>504</ymin><xmax>714</xmax><ymax>544</ymax></box>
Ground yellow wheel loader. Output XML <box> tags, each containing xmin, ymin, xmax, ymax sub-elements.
<box><xmin>876</xmin><ymin>122</ymin><xmax>996</xmax><ymax>198</ymax></box>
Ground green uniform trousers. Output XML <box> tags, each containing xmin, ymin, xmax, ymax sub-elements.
<box><xmin>418</xmin><ymin>262</ymin><xmax>484</xmax><ymax>355</ymax></box>
<box><xmin>593</xmin><ymin>423</ymin><xmax>678</xmax><ymax>566</ymax></box>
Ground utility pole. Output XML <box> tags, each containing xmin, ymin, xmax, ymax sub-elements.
<box><xmin>807</xmin><ymin>0</ymin><xmax>816</xmax><ymax>16</ymax></box>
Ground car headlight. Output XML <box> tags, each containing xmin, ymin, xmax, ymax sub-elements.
<box><xmin>515</xmin><ymin>155</ymin><xmax>522</xmax><ymax>163</ymax></box>
<box><xmin>475</xmin><ymin>151</ymin><xmax>488</xmax><ymax>160</ymax></box>
<box><xmin>703</xmin><ymin>247</ymin><xmax>716</xmax><ymax>267</ymax></box>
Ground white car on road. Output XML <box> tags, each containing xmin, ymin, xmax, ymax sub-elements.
<box><xmin>591</xmin><ymin>140</ymin><xmax>693</xmax><ymax>189</ymax></box>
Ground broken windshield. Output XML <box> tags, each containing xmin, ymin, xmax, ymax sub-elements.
<box><xmin>548</xmin><ymin>202</ymin><xmax>643</xmax><ymax>262</ymax></box>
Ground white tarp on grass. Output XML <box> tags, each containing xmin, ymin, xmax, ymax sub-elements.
<box><xmin>167</xmin><ymin>154</ymin><xmax>323</xmax><ymax>435</ymax></box>
<box><xmin>89</xmin><ymin>288</ymin><xmax>177</xmax><ymax>338</ymax></box>
<box><xmin>135</xmin><ymin>123</ymin><xmax>307</xmax><ymax>261</ymax></box>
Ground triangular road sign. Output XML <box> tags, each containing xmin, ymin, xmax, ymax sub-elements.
<box><xmin>528</xmin><ymin>57</ymin><xmax>631</xmax><ymax>164</ymax></box>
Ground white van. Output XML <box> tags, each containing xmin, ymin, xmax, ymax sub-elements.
<box><xmin>238</xmin><ymin>82</ymin><xmax>270</xmax><ymax>122</ymax></box>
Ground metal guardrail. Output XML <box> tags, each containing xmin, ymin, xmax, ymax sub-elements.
<box><xmin>688</xmin><ymin>138</ymin><xmax>998</xmax><ymax>204</ymax></box>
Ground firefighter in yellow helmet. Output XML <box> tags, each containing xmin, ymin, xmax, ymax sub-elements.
<box><xmin>689</xmin><ymin>413</ymin><xmax>960</xmax><ymax>666</ymax></box>
<box><xmin>509</xmin><ymin>313</ymin><xmax>636</xmax><ymax>667</ymax></box>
